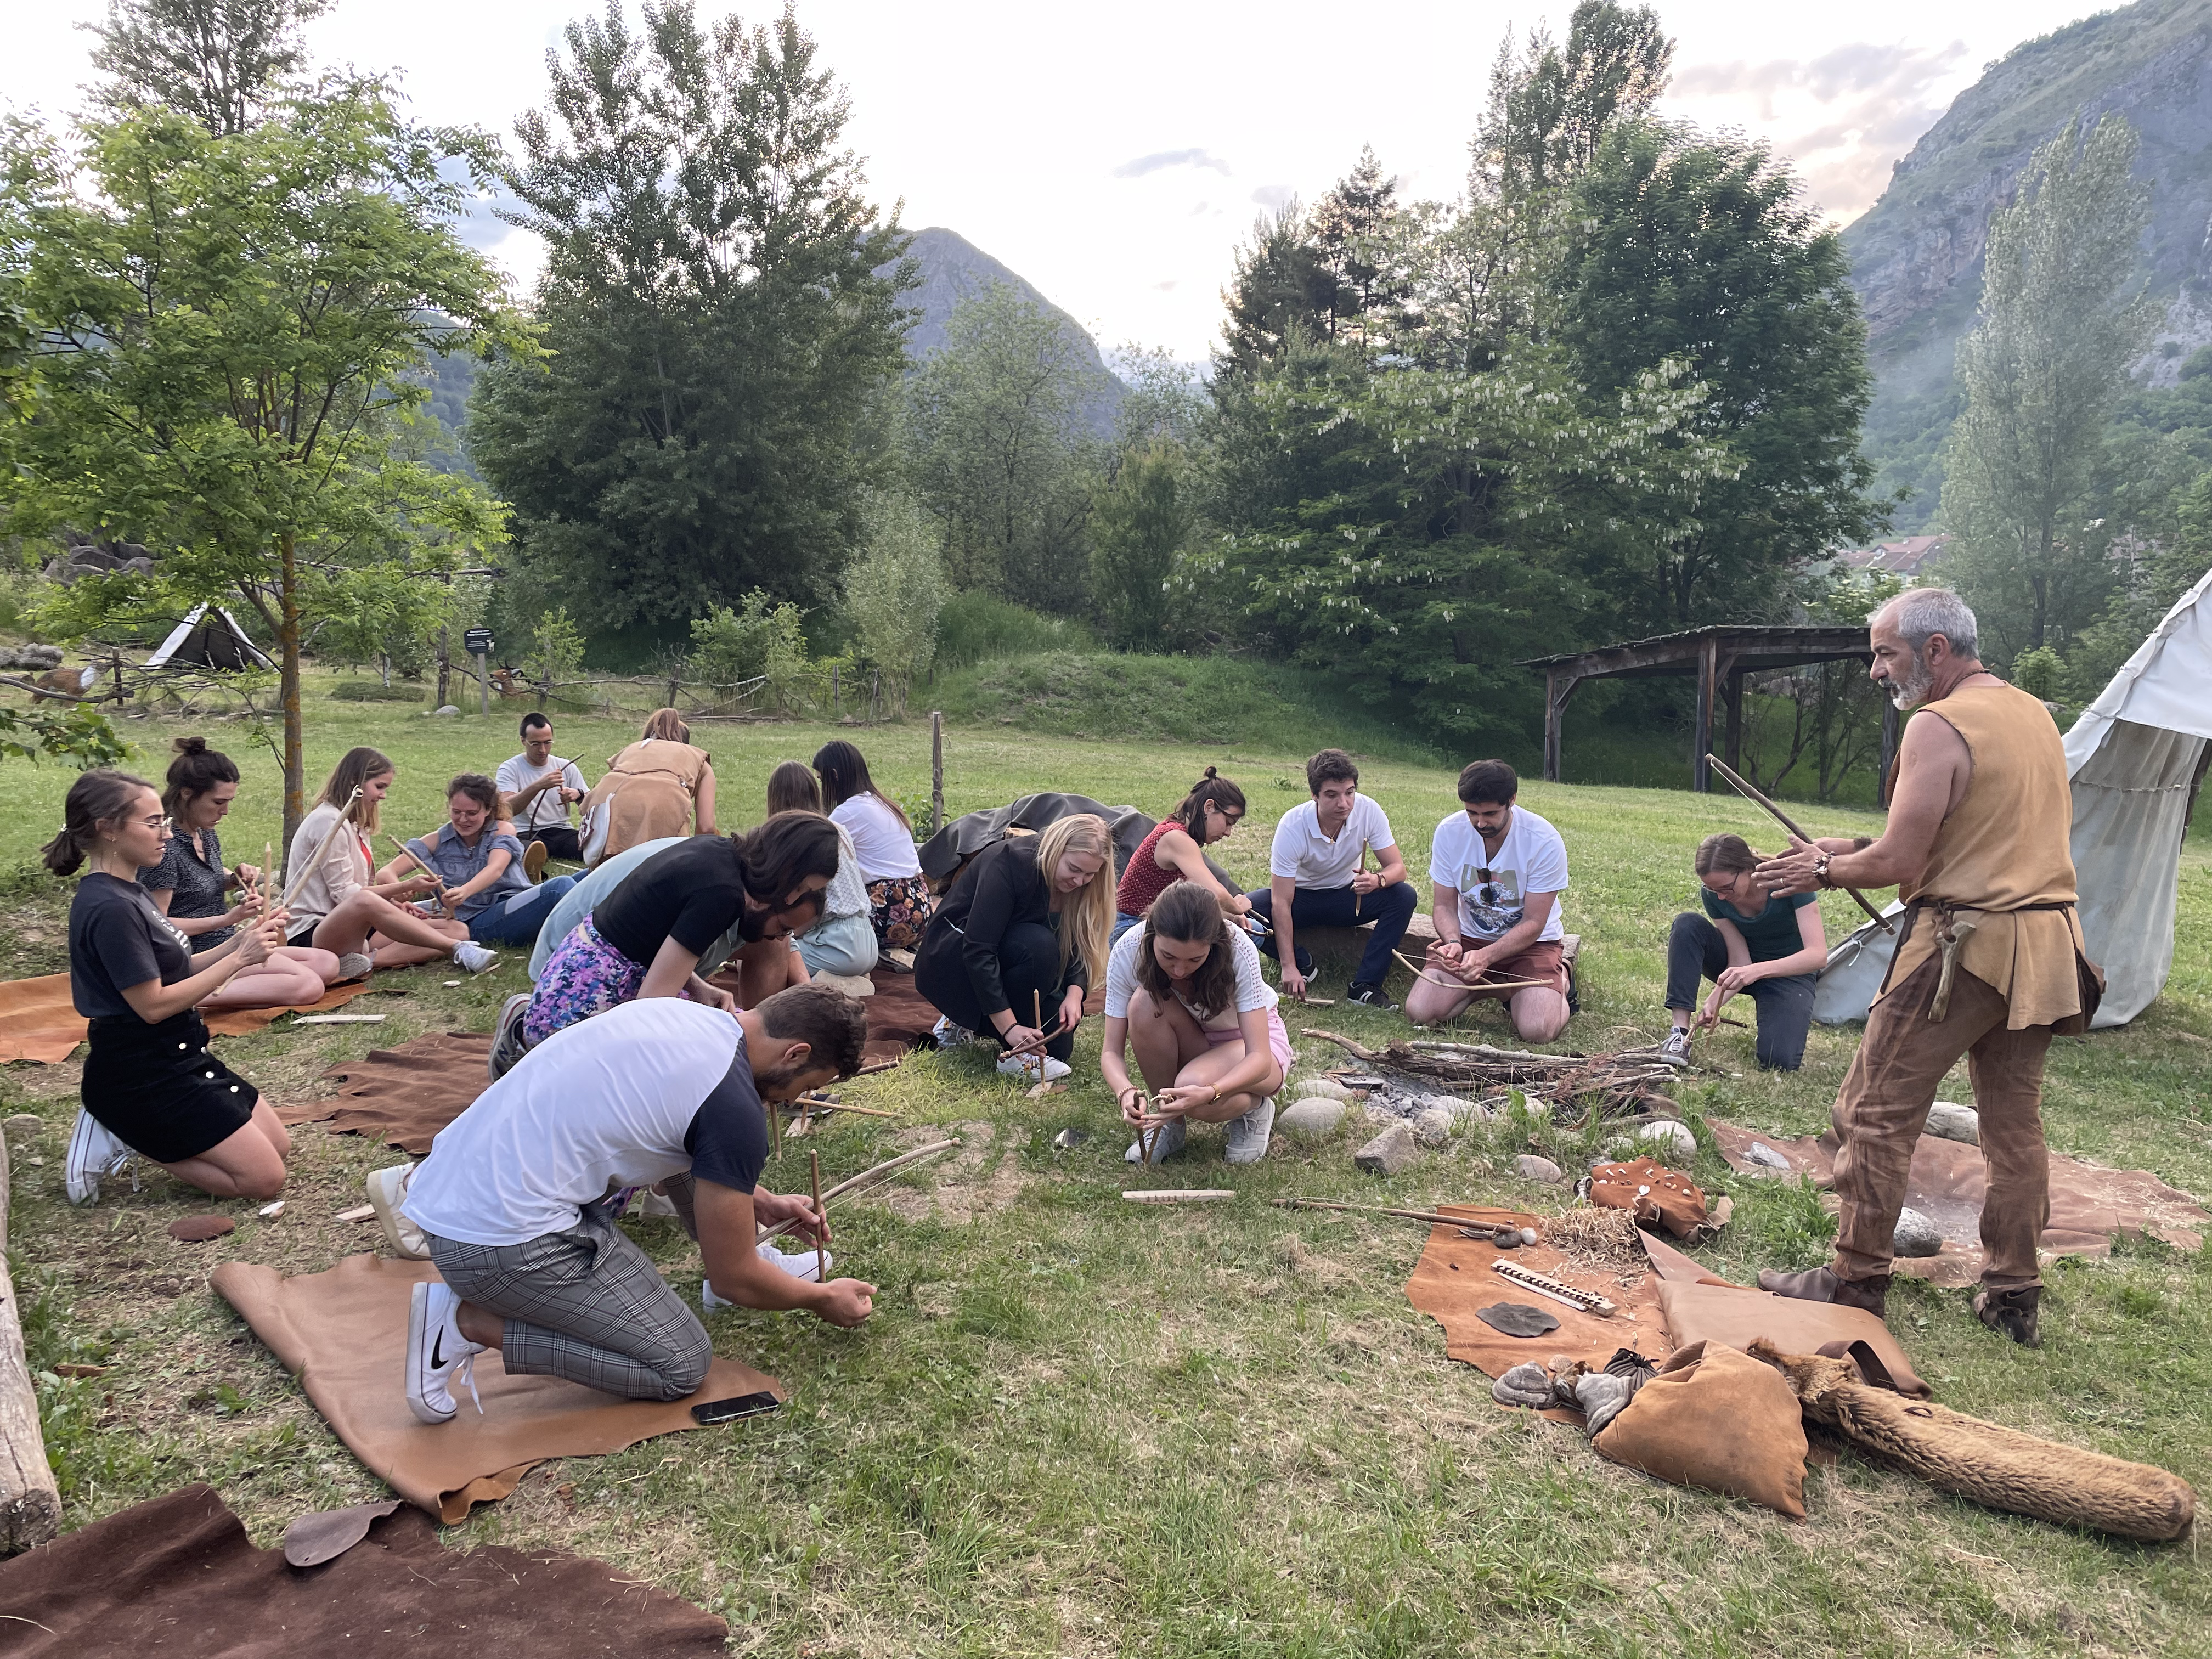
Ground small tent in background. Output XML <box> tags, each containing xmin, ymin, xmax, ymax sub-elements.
<box><xmin>1814</xmin><ymin>569</ymin><xmax>2211</xmax><ymax>1028</ymax></box>
<box><xmin>144</xmin><ymin>605</ymin><xmax>273</xmax><ymax>672</ymax></box>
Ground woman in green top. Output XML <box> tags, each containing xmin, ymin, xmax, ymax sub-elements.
<box><xmin>1658</xmin><ymin>833</ymin><xmax>1828</xmax><ymax>1070</ymax></box>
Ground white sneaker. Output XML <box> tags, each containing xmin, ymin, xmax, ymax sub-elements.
<box><xmin>705</xmin><ymin>1243</ymin><xmax>833</xmax><ymax>1308</ymax></box>
<box><xmin>365</xmin><ymin>1163</ymin><xmax>431</xmax><ymax>1260</ymax></box>
<box><xmin>488</xmin><ymin>991</ymin><xmax>532</xmax><ymax>1081</ymax></box>
<box><xmin>1124</xmin><ymin>1118</ymin><xmax>1188</xmax><ymax>1165</ymax></box>
<box><xmin>996</xmin><ymin>1051</ymin><xmax>1071</xmax><ymax>1082</ymax></box>
<box><xmin>1657</xmin><ymin>1028</ymin><xmax>1694</xmax><ymax>1067</ymax></box>
<box><xmin>453</xmin><ymin>941</ymin><xmax>498</xmax><ymax>975</ymax></box>
<box><xmin>65</xmin><ymin>1109</ymin><xmax>136</xmax><ymax>1206</ymax></box>
<box><xmin>930</xmin><ymin>1015</ymin><xmax>972</xmax><ymax>1048</ymax></box>
<box><xmin>333</xmin><ymin>952</ymin><xmax>374</xmax><ymax>983</ymax></box>
<box><xmin>405</xmin><ymin>1279</ymin><xmax>486</xmax><ymax>1425</ymax></box>
<box><xmin>1224</xmin><ymin>1097</ymin><xmax>1277</xmax><ymax>1165</ymax></box>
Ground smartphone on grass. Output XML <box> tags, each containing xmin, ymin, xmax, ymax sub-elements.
<box><xmin>691</xmin><ymin>1390</ymin><xmax>782</xmax><ymax>1425</ymax></box>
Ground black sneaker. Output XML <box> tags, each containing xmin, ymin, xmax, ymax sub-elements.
<box><xmin>1345</xmin><ymin>983</ymin><xmax>1397</xmax><ymax>1012</ymax></box>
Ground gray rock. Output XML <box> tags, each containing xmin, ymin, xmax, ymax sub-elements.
<box><xmin>433</xmin><ymin>704</ymin><xmax>461</xmax><ymax>716</ymax></box>
<box><xmin>1049</xmin><ymin>1127</ymin><xmax>1086</xmax><ymax>1152</ymax></box>
<box><xmin>1745</xmin><ymin>1142</ymin><xmax>1792</xmax><ymax>1171</ymax></box>
<box><xmin>1925</xmin><ymin>1100</ymin><xmax>1980</xmax><ymax>1146</ymax></box>
<box><xmin>3</xmin><ymin>1114</ymin><xmax>42</xmax><ymax>1143</ymax></box>
<box><xmin>1353</xmin><ymin>1119</ymin><xmax>1418</xmax><ymax>1176</ymax></box>
<box><xmin>1412</xmin><ymin>1108</ymin><xmax>1455</xmax><ymax>1148</ymax></box>
<box><xmin>1514</xmin><ymin>1154</ymin><xmax>1564</xmax><ymax>1184</ymax></box>
<box><xmin>1295</xmin><ymin>1076</ymin><xmax>1355</xmax><ymax>1101</ymax></box>
<box><xmin>1635</xmin><ymin>1120</ymin><xmax>1699</xmax><ymax>1163</ymax></box>
<box><xmin>1892</xmin><ymin>1206</ymin><xmax>1944</xmax><ymax>1257</ymax></box>
<box><xmin>1278</xmin><ymin>1097</ymin><xmax>1347</xmax><ymax>1138</ymax></box>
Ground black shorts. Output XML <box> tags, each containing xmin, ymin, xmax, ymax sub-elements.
<box><xmin>523</xmin><ymin>826</ymin><xmax>583</xmax><ymax>862</ymax></box>
<box><xmin>82</xmin><ymin>1010</ymin><xmax>259</xmax><ymax>1164</ymax></box>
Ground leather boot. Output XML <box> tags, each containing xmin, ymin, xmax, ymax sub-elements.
<box><xmin>1971</xmin><ymin>1284</ymin><xmax>2041</xmax><ymax>1347</ymax></box>
<box><xmin>1756</xmin><ymin>1265</ymin><xmax>1891</xmax><ymax>1320</ymax></box>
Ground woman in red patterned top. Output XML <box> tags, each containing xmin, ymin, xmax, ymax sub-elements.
<box><xmin>1111</xmin><ymin>769</ymin><xmax>1252</xmax><ymax>945</ymax></box>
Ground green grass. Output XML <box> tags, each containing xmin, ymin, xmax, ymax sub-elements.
<box><xmin>2</xmin><ymin>676</ymin><xmax>2208</xmax><ymax>1656</ymax></box>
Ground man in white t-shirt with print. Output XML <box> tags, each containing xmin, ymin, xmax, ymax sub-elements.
<box><xmin>496</xmin><ymin>713</ymin><xmax>589</xmax><ymax>870</ymax></box>
<box><xmin>1406</xmin><ymin>758</ymin><xmax>1573</xmax><ymax>1042</ymax></box>
<box><xmin>1244</xmin><ymin>748</ymin><xmax>1417</xmax><ymax>1010</ymax></box>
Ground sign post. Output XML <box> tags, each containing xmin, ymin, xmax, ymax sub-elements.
<box><xmin>464</xmin><ymin>627</ymin><xmax>494</xmax><ymax>716</ymax></box>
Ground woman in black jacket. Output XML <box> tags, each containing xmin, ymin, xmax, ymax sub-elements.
<box><xmin>915</xmin><ymin>814</ymin><xmax>1115</xmax><ymax>1082</ymax></box>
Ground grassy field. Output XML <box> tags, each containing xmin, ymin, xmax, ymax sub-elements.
<box><xmin>1</xmin><ymin>683</ymin><xmax>2208</xmax><ymax>1657</ymax></box>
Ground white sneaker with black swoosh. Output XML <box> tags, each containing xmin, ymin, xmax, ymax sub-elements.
<box><xmin>405</xmin><ymin>1280</ymin><xmax>486</xmax><ymax>1425</ymax></box>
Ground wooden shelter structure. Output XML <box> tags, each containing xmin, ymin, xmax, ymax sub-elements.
<box><xmin>1522</xmin><ymin>625</ymin><xmax>1900</xmax><ymax>795</ymax></box>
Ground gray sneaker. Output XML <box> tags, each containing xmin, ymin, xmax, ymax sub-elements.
<box><xmin>1124</xmin><ymin>1118</ymin><xmax>1188</xmax><ymax>1165</ymax></box>
<box><xmin>488</xmin><ymin>992</ymin><xmax>532</xmax><ymax>1081</ymax></box>
<box><xmin>1224</xmin><ymin>1097</ymin><xmax>1276</xmax><ymax>1165</ymax></box>
<box><xmin>1657</xmin><ymin>1027</ymin><xmax>1694</xmax><ymax>1067</ymax></box>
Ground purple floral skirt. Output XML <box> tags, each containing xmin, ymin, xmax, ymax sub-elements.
<box><xmin>523</xmin><ymin>917</ymin><xmax>650</xmax><ymax>1046</ymax></box>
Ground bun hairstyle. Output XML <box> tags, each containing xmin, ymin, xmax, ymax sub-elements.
<box><xmin>162</xmin><ymin>735</ymin><xmax>239</xmax><ymax>819</ymax></box>
<box><xmin>1694</xmin><ymin>832</ymin><xmax>1760</xmax><ymax>878</ymax></box>
<box><xmin>43</xmin><ymin>769</ymin><xmax>156</xmax><ymax>877</ymax></box>
<box><xmin>1135</xmin><ymin>882</ymin><xmax>1238</xmax><ymax>1021</ymax></box>
<box><xmin>1171</xmin><ymin>767</ymin><xmax>1246</xmax><ymax>837</ymax></box>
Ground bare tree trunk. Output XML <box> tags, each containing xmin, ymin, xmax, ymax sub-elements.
<box><xmin>0</xmin><ymin>1133</ymin><xmax>60</xmax><ymax>1556</ymax></box>
<box><xmin>280</xmin><ymin>530</ymin><xmax>305</xmax><ymax>859</ymax></box>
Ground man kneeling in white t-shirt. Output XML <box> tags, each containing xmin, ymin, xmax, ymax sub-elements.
<box><xmin>1405</xmin><ymin>759</ymin><xmax>1573</xmax><ymax>1043</ymax></box>
<box><xmin>399</xmin><ymin>986</ymin><xmax>874</xmax><ymax>1423</ymax></box>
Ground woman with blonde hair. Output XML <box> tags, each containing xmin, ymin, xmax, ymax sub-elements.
<box><xmin>578</xmin><ymin>708</ymin><xmax>716</xmax><ymax>866</ymax></box>
<box><xmin>284</xmin><ymin>747</ymin><xmax>498</xmax><ymax>975</ymax></box>
<box><xmin>1657</xmin><ymin>832</ymin><xmax>1828</xmax><ymax>1070</ymax></box>
<box><xmin>914</xmin><ymin>812</ymin><xmax>1114</xmax><ymax>1081</ymax></box>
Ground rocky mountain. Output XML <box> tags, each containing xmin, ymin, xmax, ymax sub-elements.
<box><xmin>891</xmin><ymin>226</ymin><xmax>1126</xmax><ymax>433</ymax></box>
<box><xmin>1845</xmin><ymin>0</ymin><xmax>2212</xmax><ymax>529</ymax></box>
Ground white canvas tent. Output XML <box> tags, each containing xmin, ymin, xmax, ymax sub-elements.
<box><xmin>144</xmin><ymin>604</ymin><xmax>273</xmax><ymax>672</ymax></box>
<box><xmin>1813</xmin><ymin>569</ymin><xmax>2212</xmax><ymax>1028</ymax></box>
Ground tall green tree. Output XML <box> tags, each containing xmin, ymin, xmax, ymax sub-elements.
<box><xmin>87</xmin><ymin>0</ymin><xmax>331</xmax><ymax>136</ymax></box>
<box><xmin>1942</xmin><ymin>114</ymin><xmax>2158</xmax><ymax>662</ymax></box>
<box><xmin>1559</xmin><ymin>121</ymin><xmax>1882</xmax><ymax>633</ymax></box>
<box><xmin>902</xmin><ymin>283</ymin><xmax>1103</xmax><ymax>606</ymax></box>
<box><xmin>469</xmin><ymin>2</ymin><xmax>912</xmax><ymax>641</ymax></box>
<box><xmin>0</xmin><ymin>91</ymin><xmax>523</xmax><ymax>843</ymax></box>
<box><xmin>1473</xmin><ymin>0</ymin><xmax>1672</xmax><ymax>200</ymax></box>
<box><xmin>1091</xmin><ymin>443</ymin><xmax>1191</xmax><ymax>650</ymax></box>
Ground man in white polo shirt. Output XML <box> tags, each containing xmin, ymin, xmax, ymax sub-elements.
<box><xmin>1245</xmin><ymin>748</ymin><xmax>1416</xmax><ymax>1009</ymax></box>
<box><xmin>496</xmin><ymin>713</ymin><xmax>589</xmax><ymax>872</ymax></box>
<box><xmin>1405</xmin><ymin>758</ymin><xmax>1572</xmax><ymax>1041</ymax></box>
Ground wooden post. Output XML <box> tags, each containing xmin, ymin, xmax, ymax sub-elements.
<box><xmin>476</xmin><ymin>650</ymin><xmax>489</xmax><ymax>718</ymax></box>
<box><xmin>436</xmin><ymin>626</ymin><xmax>451</xmax><ymax>709</ymax></box>
<box><xmin>1723</xmin><ymin>669</ymin><xmax>1745</xmax><ymax>771</ymax></box>
<box><xmin>0</xmin><ymin>1132</ymin><xmax>61</xmax><ymax>1555</ymax></box>
<box><xmin>1879</xmin><ymin>698</ymin><xmax>1902</xmax><ymax>807</ymax></box>
<box><xmin>930</xmin><ymin>710</ymin><xmax>944</xmax><ymax>836</ymax></box>
<box><xmin>1543</xmin><ymin>670</ymin><xmax>1579</xmax><ymax>783</ymax></box>
<box><xmin>831</xmin><ymin>665</ymin><xmax>838</xmax><ymax>720</ymax></box>
<box><xmin>1692</xmin><ymin>633</ymin><xmax>1718</xmax><ymax>793</ymax></box>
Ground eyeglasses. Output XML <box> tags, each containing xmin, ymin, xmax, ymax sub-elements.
<box><xmin>134</xmin><ymin>814</ymin><xmax>173</xmax><ymax>832</ymax></box>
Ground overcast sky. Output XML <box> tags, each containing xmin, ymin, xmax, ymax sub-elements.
<box><xmin>3</xmin><ymin>0</ymin><xmax>2112</xmax><ymax>362</ymax></box>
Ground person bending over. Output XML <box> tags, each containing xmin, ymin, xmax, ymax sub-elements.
<box><xmin>50</xmin><ymin>769</ymin><xmax>296</xmax><ymax>1205</ymax></box>
<box><xmin>579</xmin><ymin>708</ymin><xmax>716</xmax><ymax>866</ymax></box>
<box><xmin>284</xmin><ymin>747</ymin><xmax>499</xmax><ymax>977</ymax></box>
<box><xmin>391</xmin><ymin>774</ymin><xmax>580</xmax><ymax>950</ymax></box>
<box><xmin>915</xmin><ymin>814</ymin><xmax>1114</xmax><ymax>1081</ymax></box>
<box><xmin>1656</xmin><ymin>833</ymin><xmax>1828</xmax><ymax>1070</ymax></box>
<box><xmin>139</xmin><ymin>735</ymin><xmax>340</xmax><ymax>1009</ymax></box>
<box><xmin>1406</xmin><ymin>760</ymin><xmax>1572</xmax><ymax>1042</ymax></box>
<box><xmin>497</xmin><ymin>712</ymin><xmax>588</xmax><ymax>871</ymax></box>
<box><xmin>516</xmin><ymin>812</ymin><xmax>836</xmax><ymax>1051</ymax></box>
<box><xmin>1246</xmin><ymin>749</ymin><xmax>1414</xmax><ymax>1010</ymax></box>
<box><xmin>814</xmin><ymin>740</ymin><xmax>934</xmax><ymax>951</ymax></box>
<box><xmin>766</xmin><ymin>761</ymin><xmax>879</xmax><ymax>979</ymax></box>
<box><xmin>400</xmin><ymin>988</ymin><xmax>875</xmax><ymax>1421</ymax></box>
<box><xmin>1102</xmin><ymin>884</ymin><xmax>1289</xmax><ymax>1167</ymax></box>
<box><xmin>1111</xmin><ymin>768</ymin><xmax>1253</xmax><ymax>946</ymax></box>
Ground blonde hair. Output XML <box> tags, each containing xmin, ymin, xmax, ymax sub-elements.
<box><xmin>1034</xmin><ymin>813</ymin><xmax>1114</xmax><ymax>988</ymax></box>
<box><xmin>318</xmin><ymin>747</ymin><xmax>392</xmax><ymax>836</ymax></box>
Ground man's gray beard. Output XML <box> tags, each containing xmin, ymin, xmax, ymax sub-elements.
<box><xmin>1887</xmin><ymin>652</ymin><xmax>1932</xmax><ymax>709</ymax></box>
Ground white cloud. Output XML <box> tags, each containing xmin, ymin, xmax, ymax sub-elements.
<box><xmin>1111</xmin><ymin>148</ymin><xmax>1232</xmax><ymax>179</ymax></box>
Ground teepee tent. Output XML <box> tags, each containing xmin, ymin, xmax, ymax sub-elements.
<box><xmin>143</xmin><ymin>604</ymin><xmax>273</xmax><ymax>672</ymax></box>
<box><xmin>1814</xmin><ymin>568</ymin><xmax>2211</xmax><ymax>1029</ymax></box>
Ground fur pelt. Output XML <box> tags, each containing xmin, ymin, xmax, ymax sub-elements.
<box><xmin>1748</xmin><ymin>1339</ymin><xmax>2195</xmax><ymax>1542</ymax></box>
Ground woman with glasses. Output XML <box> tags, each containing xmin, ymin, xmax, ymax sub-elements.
<box><xmin>47</xmin><ymin>769</ymin><xmax>295</xmax><ymax>1205</ymax></box>
<box><xmin>1110</xmin><ymin>768</ymin><xmax>1252</xmax><ymax>946</ymax></box>
<box><xmin>1657</xmin><ymin>833</ymin><xmax>1829</xmax><ymax>1070</ymax></box>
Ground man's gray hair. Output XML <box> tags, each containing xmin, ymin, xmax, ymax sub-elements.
<box><xmin>1878</xmin><ymin>588</ymin><xmax>1979</xmax><ymax>661</ymax></box>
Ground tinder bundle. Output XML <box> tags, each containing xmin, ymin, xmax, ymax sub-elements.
<box><xmin>1749</xmin><ymin>1340</ymin><xmax>2197</xmax><ymax>1543</ymax></box>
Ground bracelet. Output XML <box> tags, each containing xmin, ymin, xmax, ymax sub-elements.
<box><xmin>1209</xmin><ymin>1084</ymin><xmax>1222</xmax><ymax>1104</ymax></box>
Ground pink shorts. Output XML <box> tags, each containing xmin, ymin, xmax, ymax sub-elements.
<box><xmin>1206</xmin><ymin>1008</ymin><xmax>1294</xmax><ymax>1075</ymax></box>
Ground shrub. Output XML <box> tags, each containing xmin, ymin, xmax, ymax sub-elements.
<box><xmin>934</xmin><ymin>596</ymin><xmax>1093</xmax><ymax>669</ymax></box>
<box><xmin>330</xmin><ymin>680</ymin><xmax>427</xmax><ymax>702</ymax></box>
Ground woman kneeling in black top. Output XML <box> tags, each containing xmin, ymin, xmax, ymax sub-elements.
<box><xmin>50</xmin><ymin>770</ymin><xmax>295</xmax><ymax>1205</ymax></box>
<box><xmin>916</xmin><ymin>814</ymin><xmax>1114</xmax><ymax>1082</ymax></box>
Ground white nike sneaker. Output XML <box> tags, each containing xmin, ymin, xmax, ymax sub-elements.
<box><xmin>365</xmin><ymin>1163</ymin><xmax>431</xmax><ymax>1260</ymax></box>
<box><xmin>64</xmin><ymin>1109</ymin><xmax>136</xmax><ymax>1206</ymax></box>
<box><xmin>996</xmin><ymin>1051</ymin><xmax>1071</xmax><ymax>1082</ymax></box>
<box><xmin>405</xmin><ymin>1279</ymin><xmax>486</xmax><ymax>1425</ymax></box>
<box><xmin>452</xmin><ymin>941</ymin><xmax>498</xmax><ymax>975</ymax></box>
<box><xmin>704</xmin><ymin>1243</ymin><xmax>834</xmax><ymax>1308</ymax></box>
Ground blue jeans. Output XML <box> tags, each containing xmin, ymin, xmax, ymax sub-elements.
<box><xmin>1110</xmin><ymin>911</ymin><xmax>1144</xmax><ymax>946</ymax></box>
<box><xmin>1663</xmin><ymin>912</ymin><xmax>1816</xmax><ymax>1070</ymax></box>
<box><xmin>469</xmin><ymin>876</ymin><xmax>580</xmax><ymax>947</ymax></box>
<box><xmin>1245</xmin><ymin>881</ymin><xmax>1418</xmax><ymax>990</ymax></box>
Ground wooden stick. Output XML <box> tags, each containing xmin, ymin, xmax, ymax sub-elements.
<box><xmin>794</xmin><ymin>1096</ymin><xmax>902</xmax><ymax>1120</ymax></box>
<box><xmin>817</xmin><ymin>1139</ymin><xmax>957</xmax><ymax>1206</ymax></box>
<box><xmin>1137</xmin><ymin>1090</ymin><xmax>1156</xmax><ymax>1166</ymax></box>
<box><xmin>1272</xmin><ymin>1196</ymin><xmax>1521</xmax><ymax>1233</ymax></box>
<box><xmin>0</xmin><ymin>1131</ymin><xmax>60</xmax><ymax>1553</ymax></box>
<box><xmin>381</xmin><ymin>833</ymin><xmax>449</xmax><ymax>916</ymax></box>
<box><xmin>1122</xmin><ymin>1189</ymin><xmax>1235</xmax><ymax>1203</ymax></box>
<box><xmin>1704</xmin><ymin>754</ymin><xmax>1893</xmax><ymax>934</ymax></box>
<box><xmin>1390</xmin><ymin>949</ymin><xmax>1549</xmax><ymax>994</ymax></box>
<box><xmin>279</xmin><ymin>786</ymin><xmax>363</xmax><ymax>910</ymax></box>
<box><xmin>809</xmin><ymin>1149</ymin><xmax>826</xmax><ymax>1284</ymax></box>
<box><xmin>1032</xmin><ymin>988</ymin><xmax>1043</xmax><ymax>1035</ymax></box>
<box><xmin>769</xmin><ymin>1089</ymin><xmax>783</xmax><ymax>1159</ymax></box>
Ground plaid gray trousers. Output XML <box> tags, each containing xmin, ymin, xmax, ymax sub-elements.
<box><xmin>426</xmin><ymin>1203</ymin><xmax>712</xmax><ymax>1401</ymax></box>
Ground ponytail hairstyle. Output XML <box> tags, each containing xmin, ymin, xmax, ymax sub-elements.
<box><xmin>43</xmin><ymin>769</ymin><xmax>156</xmax><ymax>877</ymax></box>
<box><xmin>1694</xmin><ymin>832</ymin><xmax>1760</xmax><ymax>879</ymax></box>
<box><xmin>162</xmin><ymin>735</ymin><xmax>239</xmax><ymax>821</ymax></box>
<box><xmin>1170</xmin><ymin>767</ymin><xmax>1246</xmax><ymax>839</ymax></box>
<box><xmin>766</xmin><ymin>760</ymin><xmax>823</xmax><ymax>817</ymax></box>
<box><xmin>1135</xmin><ymin>882</ymin><xmax>1238</xmax><ymax>1022</ymax></box>
<box><xmin>1032</xmin><ymin>812</ymin><xmax>1114</xmax><ymax>989</ymax></box>
<box><xmin>811</xmin><ymin>738</ymin><xmax>909</xmax><ymax>830</ymax></box>
<box><xmin>735</xmin><ymin>810</ymin><xmax>841</xmax><ymax>907</ymax></box>
<box><xmin>642</xmin><ymin>707</ymin><xmax>692</xmax><ymax>744</ymax></box>
<box><xmin>317</xmin><ymin>747</ymin><xmax>394</xmax><ymax>836</ymax></box>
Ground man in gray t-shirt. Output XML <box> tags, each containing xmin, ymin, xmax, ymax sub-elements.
<box><xmin>496</xmin><ymin>713</ymin><xmax>588</xmax><ymax>863</ymax></box>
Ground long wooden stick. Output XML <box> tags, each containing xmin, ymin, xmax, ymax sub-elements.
<box><xmin>1272</xmin><ymin>1196</ymin><xmax>1521</xmax><ymax>1235</ymax></box>
<box><xmin>794</xmin><ymin>1094</ymin><xmax>902</xmax><ymax>1120</ymax></box>
<box><xmin>757</xmin><ymin>1138</ymin><xmax>960</xmax><ymax>1244</ymax></box>
<box><xmin>1705</xmin><ymin>754</ymin><xmax>1893</xmax><ymax>934</ymax></box>
<box><xmin>809</xmin><ymin>1149</ymin><xmax>826</xmax><ymax>1283</ymax></box>
<box><xmin>279</xmin><ymin>786</ymin><xmax>363</xmax><ymax>910</ymax></box>
<box><xmin>381</xmin><ymin>833</ymin><xmax>449</xmax><ymax>916</ymax></box>
<box><xmin>0</xmin><ymin>1130</ymin><xmax>59</xmax><ymax>1552</ymax></box>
